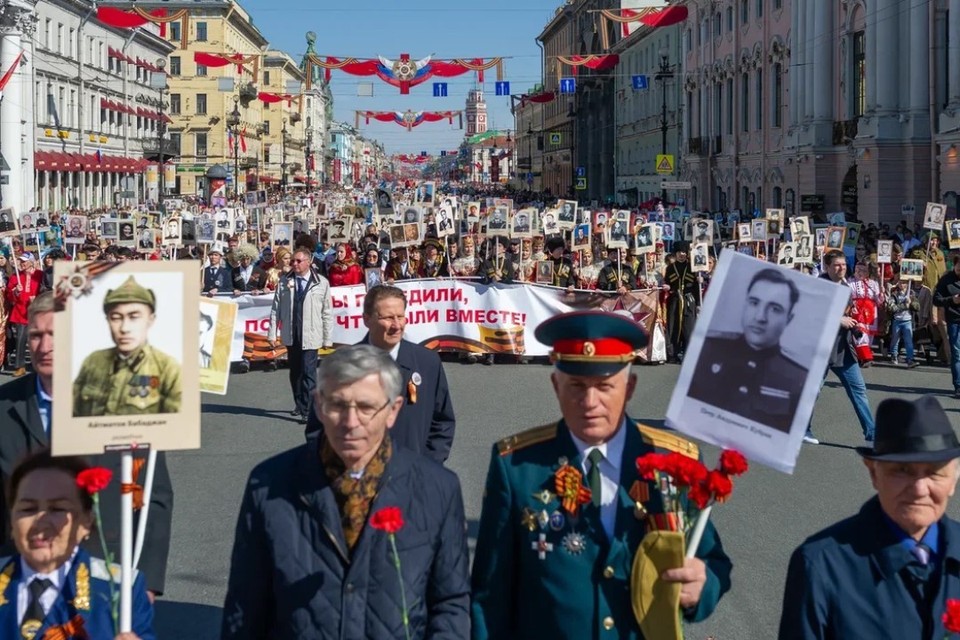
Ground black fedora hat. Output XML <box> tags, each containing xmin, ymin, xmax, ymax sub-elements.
<box><xmin>857</xmin><ymin>396</ymin><xmax>960</xmax><ymax>462</ymax></box>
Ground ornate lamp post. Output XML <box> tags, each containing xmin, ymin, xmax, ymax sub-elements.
<box><xmin>155</xmin><ymin>58</ymin><xmax>168</xmax><ymax>210</ymax></box>
<box><xmin>226</xmin><ymin>97</ymin><xmax>241</xmax><ymax>197</ymax></box>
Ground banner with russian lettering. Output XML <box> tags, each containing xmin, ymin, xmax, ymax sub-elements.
<box><xmin>228</xmin><ymin>280</ymin><xmax>666</xmax><ymax>361</ymax></box>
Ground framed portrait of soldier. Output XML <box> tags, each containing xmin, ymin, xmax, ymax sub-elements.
<box><xmin>947</xmin><ymin>220</ymin><xmax>960</xmax><ymax>249</ymax></box>
<box><xmin>576</xmin><ymin>208</ymin><xmax>591</xmax><ymax>226</ymax></box>
<box><xmin>814</xmin><ymin>226</ymin><xmax>828</xmax><ymax>249</ymax></box>
<box><xmin>415</xmin><ymin>181</ymin><xmax>435</xmax><ymax>204</ymax></box>
<box><xmin>572</xmin><ymin>223</ymin><xmax>591</xmax><ymax>248</ymax></box>
<box><xmin>662</xmin><ymin>221</ymin><xmax>676</xmax><ymax>241</ymax></box>
<box><xmin>606</xmin><ymin>220</ymin><xmax>629</xmax><ymax>249</ymax></box>
<box><xmin>900</xmin><ymin>258</ymin><xmax>925</xmax><ymax>281</ymax></box>
<box><xmin>691</xmin><ymin>219</ymin><xmax>713</xmax><ymax>245</ymax></box>
<box><xmin>17</xmin><ymin>210</ymin><xmax>38</xmax><ymax>232</ymax></box>
<box><xmin>924</xmin><ymin>201</ymin><xmax>947</xmax><ymax>231</ymax></box>
<box><xmin>487</xmin><ymin>206</ymin><xmax>510</xmax><ymax>236</ymax></box>
<box><xmin>737</xmin><ymin>223</ymin><xmax>753</xmax><ymax>242</ymax></box>
<box><xmin>824</xmin><ymin>225</ymin><xmax>846</xmax><ymax>251</ymax></box>
<box><xmin>0</xmin><ymin>207</ymin><xmax>19</xmax><ymax>237</ymax></box>
<box><xmin>137</xmin><ymin>228</ymin><xmax>159</xmax><ymax>253</ymax></box>
<box><xmin>877</xmin><ymin>239</ymin><xmax>894</xmax><ymax>263</ymax></box>
<box><xmin>790</xmin><ymin>216</ymin><xmax>810</xmax><ymax>239</ymax></box>
<box><xmin>844</xmin><ymin>222</ymin><xmax>862</xmax><ymax>247</ymax></box>
<box><xmin>180</xmin><ymin>218</ymin><xmax>197</xmax><ymax>245</ymax></box>
<box><xmin>198</xmin><ymin>298</ymin><xmax>237</xmax><ymax>396</ymax></box>
<box><xmin>327</xmin><ymin>217</ymin><xmax>351</xmax><ymax>245</ymax></box>
<box><xmin>751</xmin><ymin>219</ymin><xmax>767</xmax><ymax>241</ymax></box>
<box><xmin>162</xmin><ymin>217</ymin><xmax>182</xmax><ymax>246</ymax></box>
<box><xmin>765</xmin><ymin>208</ymin><xmax>785</xmax><ymax>224</ymax></box>
<box><xmin>375</xmin><ymin>189</ymin><xmax>394</xmax><ymax>216</ymax></box>
<box><xmin>117</xmin><ymin>220</ymin><xmax>136</xmax><ymax>248</ymax></box>
<box><xmin>401</xmin><ymin>206</ymin><xmax>421</xmax><ymax>226</ymax></box>
<box><xmin>64</xmin><ymin>215</ymin><xmax>88</xmax><ymax>244</ymax></box>
<box><xmin>557</xmin><ymin>200</ymin><xmax>577</xmax><ymax>229</ymax></box>
<box><xmin>465</xmin><ymin>201</ymin><xmax>481</xmax><ymax>223</ymax></box>
<box><xmin>52</xmin><ymin>260</ymin><xmax>200</xmax><ymax>455</ymax></box>
<box><xmin>511</xmin><ymin>208</ymin><xmax>534</xmax><ymax>238</ymax></box>
<box><xmin>402</xmin><ymin>222</ymin><xmax>421</xmax><ymax>245</ymax></box>
<box><xmin>767</xmin><ymin>219</ymin><xmax>782</xmax><ymax>238</ymax></box>
<box><xmin>436</xmin><ymin>206</ymin><xmax>455</xmax><ymax>237</ymax></box>
<box><xmin>196</xmin><ymin>214</ymin><xmax>216</xmax><ymax>244</ymax></box>
<box><xmin>388</xmin><ymin>225</ymin><xmax>406</xmax><ymax>247</ymax></box>
<box><xmin>364</xmin><ymin>267</ymin><xmax>384</xmax><ymax>291</ymax></box>
<box><xmin>795</xmin><ymin>235</ymin><xmax>814</xmax><ymax>264</ymax></box>
<box><xmin>535</xmin><ymin>260</ymin><xmax>554</xmax><ymax>284</ymax></box>
<box><xmin>691</xmin><ymin>242</ymin><xmax>710</xmax><ymax>272</ymax></box>
<box><xmin>101</xmin><ymin>218</ymin><xmax>119</xmax><ymax>242</ymax></box>
<box><xmin>635</xmin><ymin>223</ymin><xmax>657</xmax><ymax>255</ymax></box>
<box><xmin>778</xmin><ymin>242</ymin><xmax>797</xmax><ymax>266</ymax></box>
<box><xmin>593</xmin><ymin>210</ymin><xmax>609</xmax><ymax>231</ymax></box>
<box><xmin>214</xmin><ymin>209</ymin><xmax>233</xmax><ymax>234</ymax></box>
<box><xmin>666</xmin><ymin>251</ymin><xmax>850</xmax><ymax>473</ymax></box>
<box><xmin>272</xmin><ymin>221</ymin><xmax>293</xmax><ymax>249</ymax></box>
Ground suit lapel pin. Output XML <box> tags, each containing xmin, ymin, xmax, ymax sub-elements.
<box><xmin>411</xmin><ymin>372</ymin><xmax>422</xmax><ymax>386</ymax></box>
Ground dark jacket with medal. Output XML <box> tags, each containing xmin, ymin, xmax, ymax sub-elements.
<box><xmin>0</xmin><ymin>548</ymin><xmax>155</xmax><ymax>640</ymax></box>
<box><xmin>598</xmin><ymin>263</ymin><xmax>637</xmax><ymax>291</ymax></box>
<box><xmin>551</xmin><ymin>257</ymin><xmax>576</xmax><ymax>288</ymax></box>
<box><xmin>231</xmin><ymin>265</ymin><xmax>268</xmax><ymax>292</ymax></box>
<box><xmin>687</xmin><ymin>332</ymin><xmax>808</xmax><ymax>433</ymax></box>
<box><xmin>306</xmin><ymin>337</ymin><xmax>456</xmax><ymax>463</ymax></box>
<box><xmin>780</xmin><ymin>497</ymin><xmax>960</xmax><ymax>640</ymax></box>
<box><xmin>0</xmin><ymin>373</ymin><xmax>175</xmax><ymax>595</ymax></box>
<box><xmin>221</xmin><ymin>438</ymin><xmax>470</xmax><ymax>639</ymax></box>
<box><xmin>203</xmin><ymin>264</ymin><xmax>231</xmax><ymax>293</ymax></box>
<box><xmin>471</xmin><ymin>419</ymin><xmax>732</xmax><ymax>640</ymax></box>
<box><xmin>480</xmin><ymin>256</ymin><xmax>515</xmax><ymax>284</ymax></box>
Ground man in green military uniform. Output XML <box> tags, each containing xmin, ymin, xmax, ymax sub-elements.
<box><xmin>688</xmin><ymin>267</ymin><xmax>808</xmax><ymax>433</ymax></box>
<box><xmin>471</xmin><ymin>310</ymin><xmax>732</xmax><ymax>639</ymax></box>
<box><xmin>73</xmin><ymin>275</ymin><xmax>182</xmax><ymax>417</ymax></box>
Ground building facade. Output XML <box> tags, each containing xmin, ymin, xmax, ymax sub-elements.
<box><xmin>260</xmin><ymin>51</ymin><xmax>304</xmax><ymax>188</ymax></box>
<box><xmin>329</xmin><ymin>122</ymin><xmax>357</xmax><ymax>186</ymax></box>
<box><xmin>537</xmin><ymin>3</ymin><xmax>576</xmax><ymax>199</ymax></box>
<box><xmin>512</xmin><ymin>90</ymin><xmax>545</xmax><ymax>192</ymax></box>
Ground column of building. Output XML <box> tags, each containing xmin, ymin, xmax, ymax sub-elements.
<box><xmin>812</xmin><ymin>2</ymin><xmax>833</xmax><ymax>122</ymax></box>
<box><xmin>0</xmin><ymin>1</ymin><xmax>35</xmax><ymax>212</ymax></box>
<box><xmin>950</xmin><ymin>0</ymin><xmax>960</xmax><ymax>110</ymax></box>
<box><xmin>875</xmin><ymin>0</ymin><xmax>898</xmax><ymax>115</ymax></box>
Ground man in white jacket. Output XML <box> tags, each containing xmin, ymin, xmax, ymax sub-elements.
<box><xmin>269</xmin><ymin>248</ymin><xmax>334</xmax><ymax>422</ymax></box>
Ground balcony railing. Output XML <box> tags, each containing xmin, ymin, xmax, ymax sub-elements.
<box><xmin>141</xmin><ymin>139</ymin><xmax>180</xmax><ymax>161</ymax></box>
<box><xmin>832</xmin><ymin>119</ymin><xmax>859</xmax><ymax>145</ymax></box>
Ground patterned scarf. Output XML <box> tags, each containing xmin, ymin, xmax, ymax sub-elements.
<box><xmin>321</xmin><ymin>435</ymin><xmax>393</xmax><ymax>552</ymax></box>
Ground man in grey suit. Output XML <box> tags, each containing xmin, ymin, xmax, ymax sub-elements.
<box><xmin>0</xmin><ymin>291</ymin><xmax>174</xmax><ymax>597</ymax></box>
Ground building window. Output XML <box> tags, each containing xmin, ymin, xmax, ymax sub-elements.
<box><xmin>725</xmin><ymin>78</ymin><xmax>733</xmax><ymax>134</ymax></box>
<box><xmin>68</xmin><ymin>28</ymin><xmax>74</xmax><ymax>59</ymax></box>
<box><xmin>853</xmin><ymin>30</ymin><xmax>866</xmax><ymax>117</ymax></box>
<box><xmin>170</xmin><ymin>22</ymin><xmax>181</xmax><ymax>43</ymax></box>
<box><xmin>170</xmin><ymin>57</ymin><xmax>181</xmax><ymax>76</ymax></box>
<box><xmin>774</xmin><ymin>0</ymin><xmax>782</xmax><ymax>8</ymax></box>
<box><xmin>262</xmin><ymin>121</ymin><xmax>270</xmax><ymax>135</ymax></box>
<box><xmin>714</xmin><ymin>13</ymin><xmax>721</xmax><ymax>37</ymax></box>
<box><xmin>740</xmin><ymin>0</ymin><xmax>748</xmax><ymax>24</ymax></box>
<box><xmin>263</xmin><ymin>71</ymin><xmax>270</xmax><ymax>85</ymax></box>
<box><xmin>757</xmin><ymin>0</ymin><xmax>763</xmax><ymax>18</ymax></box>
<box><xmin>755</xmin><ymin>69</ymin><xmax>763</xmax><ymax>129</ymax></box>
<box><xmin>685</xmin><ymin>28</ymin><xmax>692</xmax><ymax>53</ymax></box>
<box><xmin>196</xmin><ymin>93</ymin><xmax>207</xmax><ymax>115</ymax></box>
<box><xmin>726</xmin><ymin>7</ymin><xmax>733</xmax><ymax>32</ymax></box>
<box><xmin>772</xmin><ymin>63</ymin><xmax>783</xmax><ymax>127</ymax></box>
<box><xmin>263</xmin><ymin>144</ymin><xmax>271</xmax><ymax>164</ymax></box>
<box><xmin>714</xmin><ymin>83</ymin><xmax>722</xmax><ymax>135</ymax></box>
<box><xmin>43</xmin><ymin>19</ymin><xmax>50</xmax><ymax>49</ymax></box>
<box><xmin>741</xmin><ymin>73</ymin><xmax>749</xmax><ymax>132</ymax></box>
<box><xmin>169</xmin><ymin>132</ymin><xmax>181</xmax><ymax>156</ymax></box>
<box><xmin>264</xmin><ymin>101</ymin><xmax>270</xmax><ymax>110</ymax></box>
<box><xmin>195</xmin><ymin>132</ymin><xmax>208</xmax><ymax>159</ymax></box>
<box><xmin>170</xmin><ymin>94</ymin><xmax>181</xmax><ymax>114</ymax></box>
<box><xmin>196</xmin><ymin>64</ymin><xmax>207</xmax><ymax>77</ymax></box>
<box><xmin>773</xmin><ymin>186</ymin><xmax>783</xmax><ymax>207</ymax></box>
<box><xmin>57</xmin><ymin>24</ymin><xmax>63</xmax><ymax>55</ymax></box>
<box><xmin>196</xmin><ymin>22</ymin><xmax>207</xmax><ymax>42</ymax></box>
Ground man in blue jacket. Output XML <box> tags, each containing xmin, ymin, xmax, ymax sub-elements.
<box><xmin>471</xmin><ymin>310</ymin><xmax>732</xmax><ymax>639</ymax></box>
<box><xmin>305</xmin><ymin>285</ymin><xmax>455</xmax><ymax>463</ymax></box>
<box><xmin>779</xmin><ymin>395</ymin><xmax>960</xmax><ymax>639</ymax></box>
<box><xmin>223</xmin><ymin>345</ymin><xmax>469</xmax><ymax>639</ymax></box>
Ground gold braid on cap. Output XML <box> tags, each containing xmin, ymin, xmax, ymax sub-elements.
<box><xmin>549</xmin><ymin>351</ymin><xmax>639</xmax><ymax>364</ymax></box>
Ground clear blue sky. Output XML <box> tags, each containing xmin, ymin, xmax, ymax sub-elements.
<box><xmin>239</xmin><ymin>0</ymin><xmax>561</xmax><ymax>155</ymax></box>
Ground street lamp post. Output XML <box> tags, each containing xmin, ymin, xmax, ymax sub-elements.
<box><xmin>305</xmin><ymin>131</ymin><xmax>312</xmax><ymax>190</ymax></box>
<box><xmin>226</xmin><ymin>97</ymin><xmax>241</xmax><ymax>197</ymax></box>
<box><xmin>155</xmin><ymin>58</ymin><xmax>168</xmax><ymax>211</ymax></box>
<box><xmin>655</xmin><ymin>47</ymin><xmax>675</xmax><ymax>204</ymax></box>
<box><xmin>281</xmin><ymin>117</ymin><xmax>288</xmax><ymax>190</ymax></box>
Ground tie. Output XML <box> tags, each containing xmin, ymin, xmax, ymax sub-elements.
<box><xmin>23</xmin><ymin>577</ymin><xmax>52</xmax><ymax>627</ymax></box>
<box><xmin>912</xmin><ymin>543</ymin><xmax>931</xmax><ymax>566</ymax></box>
<box><xmin>297</xmin><ymin>277</ymin><xmax>305</xmax><ymax>295</ymax></box>
<box><xmin>587</xmin><ymin>449</ymin><xmax>604</xmax><ymax>507</ymax></box>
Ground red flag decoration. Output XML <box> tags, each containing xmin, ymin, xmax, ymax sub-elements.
<box><xmin>598</xmin><ymin>6</ymin><xmax>689</xmax><ymax>49</ymax></box>
<box><xmin>240</xmin><ymin>128</ymin><xmax>247</xmax><ymax>153</ymax></box>
<box><xmin>555</xmin><ymin>54</ymin><xmax>620</xmax><ymax>78</ymax></box>
<box><xmin>0</xmin><ymin>51</ymin><xmax>23</xmax><ymax>97</ymax></box>
<box><xmin>257</xmin><ymin>92</ymin><xmax>303</xmax><ymax>110</ymax></box>
<box><xmin>96</xmin><ymin>7</ymin><xmax>190</xmax><ymax>48</ymax></box>
<box><xmin>356</xmin><ymin>110</ymin><xmax>462</xmax><ymax>131</ymax></box>
<box><xmin>304</xmin><ymin>53</ymin><xmax>504</xmax><ymax>94</ymax></box>
<box><xmin>515</xmin><ymin>90</ymin><xmax>556</xmax><ymax>111</ymax></box>
<box><xmin>194</xmin><ymin>52</ymin><xmax>259</xmax><ymax>76</ymax></box>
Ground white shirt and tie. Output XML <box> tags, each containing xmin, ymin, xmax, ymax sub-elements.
<box><xmin>17</xmin><ymin>552</ymin><xmax>75</xmax><ymax>624</ymax></box>
<box><xmin>569</xmin><ymin>419</ymin><xmax>627</xmax><ymax>540</ymax></box>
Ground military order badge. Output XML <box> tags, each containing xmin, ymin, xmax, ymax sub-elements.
<box><xmin>52</xmin><ymin>260</ymin><xmax>201</xmax><ymax>456</ymax></box>
<box><xmin>665</xmin><ymin>251</ymin><xmax>849</xmax><ymax>473</ymax></box>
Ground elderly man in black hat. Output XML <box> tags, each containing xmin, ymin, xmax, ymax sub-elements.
<box><xmin>780</xmin><ymin>396</ymin><xmax>960</xmax><ymax>639</ymax></box>
<box><xmin>472</xmin><ymin>310</ymin><xmax>732</xmax><ymax>639</ymax></box>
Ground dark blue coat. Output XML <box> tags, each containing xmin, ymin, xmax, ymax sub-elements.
<box><xmin>221</xmin><ymin>438</ymin><xmax>470</xmax><ymax>640</ymax></box>
<box><xmin>0</xmin><ymin>548</ymin><xmax>155</xmax><ymax>640</ymax></box>
<box><xmin>306</xmin><ymin>338</ymin><xmax>456</xmax><ymax>463</ymax></box>
<box><xmin>202</xmin><ymin>264</ymin><xmax>231</xmax><ymax>293</ymax></box>
<box><xmin>779</xmin><ymin>496</ymin><xmax>960</xmax><ymax>639</ymax></box>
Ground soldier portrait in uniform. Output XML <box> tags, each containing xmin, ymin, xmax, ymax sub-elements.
<box><xmin>877</xmin><ymin>239</ymin><xmax>893</xmax><ymax>263</ymax></box>
<box><xmin>662</xmin><ymin>221</ymin><xmax>676</xmax><ymax>241</ymax></box>
<box><xmin>949</xmin><ymin>221</ymin><xmax>960</xmax><ymax>249</ymax></box>
<box><xmin>65</xmin><ymin>215</ymin><xmax>87</xmax><ymax>242</ymax></box>
<box><xmin>573</xmin><ymin>223</ymin><xmax>590</xmax><ymax>248</ymax></box>
<box><xmin>825</xmin><ymin>226</ymin><xmax>846</xmax><ymax>250</ymax></box>
<box><xmin>558</xmin><ymin>200</ymin><xmax>576</xmax><ymax>224</ymax></box>
<box><xmin>535</xmin><ymin>260</ymin><xmax>554</xmax><ymax>284</ymax></box>
<box><xmin>327</xmin><ymin>217</ymin><xmax>351</xmax><ymax>245</ymax></box>
<box><xmin>511</xmin><ymin>210</ymin><xmax>531</xmax><ymax>236</ymax></box>
<box><xmin>790</xmin><ymin>216</ymin><xmax>810</xmax><ymax>239</ymax></box>
<box><xmin>778</xmin><ymin>243</ymin><xmax>796</xmax><ymax>266</ymax></box>
<box><xmin>795</xmin><ymin>235</ymin><xmax>813</xmax><ymax>263</ymax></box>
<box><xmin>924</xmin><ymin>201</ymin><xmax>947</xmax><ymax>231</ymax></box>
<box><xmin>101</xmin><ymin>219</ymin><xmax>119</xmax><ymax>240</ymax></box>
<box><xmin>272</xmin><ymin>221</ymin><xmax>293</xmax><ymax>248</ymax></box>
<box><xmin>751</xmin><ymin>219</ymin><xmax>767</xmax><ymax>241</ymax></box>
<box><xmin>138</xmin><ymin>229</ymin><xmax>157</xmax><ymax>251</ymax></box>
<box><xmin>53</xmin><ymin>262</ymin><xmax>201</xmax><ymax>456</ymax></box>
<box><xmin>635</xmin><ymin>224</ymin><xmax>656</xmax><ymax>254</ymax></box>
<box><xmin>737</xmin><ymin>223</ymin><xmax>752</xmax><ymax>242</ymax></box>
<box><xmin>691</xmin><ymin>243</ymin><xmax>709</xmax><ymax>271</ymax></box>
<box><xmin>668</xmin><ymin>252</ymin><xmax>850</xmax><ymax>471</ymax></box>
<box><xmin>197</xmin><ymin>214</ymin><xmax>216</xmax><ymax>243</ymax></box>
<box><xmin>489</xmin><ymin>206</ymin><xmax>509</xmax><ymax>231</ymax></box>
<box><xmin>693</xmin><ymin>220</ymin><xmax>713</xmax><ymax>244</ymax></box>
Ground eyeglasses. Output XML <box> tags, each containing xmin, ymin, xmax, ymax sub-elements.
<box><xmin>292</xmin><ymin>258</ymin><xmax>307</xmax><ymax>264</ymax></box>
<box><xmin>320</xmin><ymin>397</ymin><xmax>392</xmax><ymax>423</ymax></box>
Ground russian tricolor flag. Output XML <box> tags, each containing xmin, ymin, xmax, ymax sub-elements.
<box><xmin>95</xmin><ymin>147</ymin><xmax>103</xmax><ymax>163</ymax></box>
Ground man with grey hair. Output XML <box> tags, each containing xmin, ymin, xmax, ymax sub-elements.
<box><xmin>223</xmin><ymin>345</ymin><xmax>470</xmax><ymax>639</ymax></box>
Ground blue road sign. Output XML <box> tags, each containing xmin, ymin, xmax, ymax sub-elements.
<box><xmin>495</xmin><ymin>81</ymin><xmax>510</xmax><ymax>96</ymax></box>
<box><xmin>576</xmin><ymin>166</ymin><xmax>586</xmax><ymax>177</ymax></box>
<box><xmin>433</xmin><ymin>82</ymin><xmax>448</xmax><ymax>97</ymax></box>
<box><xmin>632</xmin><ymin>75</ymin><xmax>648</xmax><ymax>90</ymax></box>
<box><xmin>559</xmin><ymin>77</ymin><xmax>576</xmax><ymax>94</ymax></box>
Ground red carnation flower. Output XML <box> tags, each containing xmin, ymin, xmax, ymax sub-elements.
<box><xmin>370</xmin><ymin>506</ymin><xmax>405</xmax><ymax>535</ymax></box>
<box><xmin>706</xmin><ymin>470</ymin><xmax>734</xmax><ymax>503</ymax></box>
<box><xmin>944</xmin><ymin>598</ymin><xmax>960</xmax><ymax>633</ymax></box>
<box><xmin>636</xmin><ymin>453</ymin><xmax>666</xmax><ymax>481</ymax></box>
<box><xmin>686</xmin><ymin>482</ymin><xmax>711</xmax><ymax>510</ymax></box>
<box><xmin>76</xmin><ymin>468</ymin><xmax>113</xmax><ymax>495</ymax></box>
<box><xmin>718</xmin><ymin>450</ymin><xmax>749</xmax><ymax>476</ymax></box>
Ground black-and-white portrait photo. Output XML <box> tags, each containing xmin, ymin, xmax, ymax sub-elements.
<box><xmin>488</xmin><ymin>206</ymin><xmax>509</xmax><ymax>233</ymax></box>
<box><xmin>900</xmin><ymin>258</ymin><xmax>925</xmax><ymax>281</ymax></box>
<box><xmin>327</xmin><ymin>217</ymin><xmax>351</xmax><ymax>245</ymax></box>
<box><xmin>738</xmin><ymin>223</ymin><xmax>753</xmax><ymax>242</ymax></box>
<box><xmin>635</xmin><ymin>224</ymin><xmax>656</xmax><ymax>254</ymax></box>
<box><xmin>795</xmin><ymin>235</ymin><xmax>813</xmax><ymax>263</ymax></box>
<box><xmin>102</xmin><ymin>219</ymin><xmax>119</xmax><ymax>239</ymax></box>
<box><xmin>118</xmin><ymin>221</ymin><xmax>135</xmax><ymax>245</ymax></box>
<box><xmin>948</xmin><ymin>222</ymin><xmax>960</xmax><ymax>250</ymax></box>
<box><xmin>693</xmin><ymin>219</ymin><xmax>713</xmax><ymax>244</ymax></box>
<box><xmin>825</xmin><ymin>226</ymin><xmax>845</xmax><ymax>250</ymax></box>
<box><xmin>197</xmin><ymin>215</ymin><xmax>216</xmax><ymax>243</ymax></box>
<box><xmin>666</xmin><ymin>252</ymin><xmax>851</xmax><ymax>473</ymax></box>
<box><xmin>511</xmin><ymin>209</ymin><xmax>532</xmax><ymax>236</ymax></box>
<box><xmin>877</xmin><ymin>239</ymin><xmax>893</xmax><ymax>263</ymax></box>
<box><xmin>403</xmin><ymin>207</ymin><xmax>421</xmax><ymax>224</ymax></box>
<box><xmin>139</xmin><ymin>229</ymin><xmax>157</xmax><ymax>251</ymax></box>
<box><xmin>558</xmin><ymin>200</ymin><xmax>577</xmax><ymax>225</ymax></box>
<box><xmin>751</xmin><ymin>220</ymin><xmax>767</xmax><ymax>241</ymax></box>
<box><xmin>691</xmin><ymin>242</ymin><xmax>709</xmax><ymax>271</ymax></box>
<box><xmin>662</xmin><ymin>222</ymin><xmax>676</xmax><ymax>241</ymax></box>
<box><xmin>778</xmin><ymin>242</ymin><xmax>796</xmax><ymax>266</ymax></box>
<box><xmin>164</xmin><ymin>218</ymin><xmax>182</xmax><ymax>243</ymax></box>
<box><xmin>273</xmin><ymin>222</ymin><xmax>293</xmax><ymax>248</ymax></box>
<box><xmin>790</xmin><ymin>216</ymin><xmax>810</xmax><ymax>239</ymax></box>
<box><xmin>924</xmin><ymin>201</ymin><xmax>947</xmax><ymax>231</ymax></box>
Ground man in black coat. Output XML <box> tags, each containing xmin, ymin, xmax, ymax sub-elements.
<box><xmin>202</xmin><ymin>245</ymin><xmax>231</xmax><ymax>295</ymax></box>
<box><xmin>0</xmin><ymin>292</ymin><xmax>174</xmax><ymax>596</ymax></box>
<box><xmin>780</xmin><ymin>396</ymin><xmax>960</xmax><ymax>639</ymax></box>
<box><xmin>225</xmin><ymin>346</ymin><xmax>469</xmax><ymax>639</ymax></box>
<box><xmin>306</xmin><ymin>285</ymin><xmax>456</xmax><ymax>463</ymax></box>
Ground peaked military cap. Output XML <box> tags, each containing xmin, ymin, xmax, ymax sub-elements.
<box><xmin>103</xmin><ymin>276</ymin><xmax>156</xmax><ymax>312</ymax></box>
<box><xmin>535</xmin><ymin>310</ymin><xmax>648</xmax><ymax>376</ymax></box>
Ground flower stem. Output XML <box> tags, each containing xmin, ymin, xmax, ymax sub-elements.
<box><xmin>93</xmin><ymin>495</ymin><xmax>119</xmax><ymax>636</ymax></box>
<box><xmin>389</xmin><ymin>534</ymin><xmax>412</xmax><ymax>640</ymax></box>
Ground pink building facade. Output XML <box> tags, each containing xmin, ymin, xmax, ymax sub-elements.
<box><xmin>680</xmin><ymin>0</ymin><xmax>958</xmax><ymax>225</ymax></box>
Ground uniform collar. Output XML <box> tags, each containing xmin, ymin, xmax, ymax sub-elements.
<box><xmin>19</xmin><ymin>546</ymin><xmax>78</xmax><ymax>593</ymax></box>
<box><xmin>568</xmin><ymin>417</ymin><xmax>628</xmax><ymax>474</ymax></box>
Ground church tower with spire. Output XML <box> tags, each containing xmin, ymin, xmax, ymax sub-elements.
<box><xmin>465</xmin><ymin>89</ymin><xmax>488</xmax><ymax>137</ymax></box>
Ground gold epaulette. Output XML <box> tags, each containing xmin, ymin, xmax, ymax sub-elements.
<box><xmin>636</xmin><ymin>422</ymin><xmax>699</xmax><ymax>459</ymax></box>
<box><xmin>497</xmin><ymin>422</ymin><xmax>558</xmax><ymax>456</ymax></box>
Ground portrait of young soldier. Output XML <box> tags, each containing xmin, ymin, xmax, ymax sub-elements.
<box><xmin>73</xmin><ymin>276</ymin><xmax>182</xmax><ymax>417</ymax></box>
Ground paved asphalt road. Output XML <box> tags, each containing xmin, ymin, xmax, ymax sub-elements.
<box><xmin>128</xmin><ymin>356</ymin><xmax>960</xmax><ymax>639</ymax></box>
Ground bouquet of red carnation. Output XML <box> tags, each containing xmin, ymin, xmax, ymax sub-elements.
<box><xmin>943</xmin><ymin>598</ymin><xmax>960</xmax><ymax>637</ymax></box>
<box><xmin>630</xmin><ymin>449</ymin><xmax>748</xmax><ymax>640</ymax></box>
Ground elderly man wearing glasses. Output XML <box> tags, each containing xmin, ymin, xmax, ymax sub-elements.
<box><xmin>222</xmin><ymin>345</ymin><xmax>470</xmax><ymax>639</ymax></box>
<box><xmin>269</xmin><ymin>247</ymin><xmax>334</xmax><ymax>422</ymax></box>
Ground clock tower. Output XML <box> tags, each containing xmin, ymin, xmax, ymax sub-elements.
<box><xmin>465</xmin><ymin>89</ymin><xmax>488</xmax><ymax>137</ymax></box>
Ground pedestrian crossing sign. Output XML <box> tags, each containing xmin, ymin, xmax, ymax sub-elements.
<box><xmin>576</xmin><ymin>177</ymin><xmax>587</xmax><ymax>190</ymax></box>
<box><xmin>656</xmin><ymin>154</ymin><xmax>675</xmax><ymax>174</ymax></box>
<box><xmin>549</xmin><ymin>133</ymin><xmax>562</xmax><ymax>145</ymax></box>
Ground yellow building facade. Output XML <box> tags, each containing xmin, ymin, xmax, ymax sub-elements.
<box><xmin>259</xmin><ymin>51</ymin><xmax>306</xmax><ymax>188</ymax></box>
